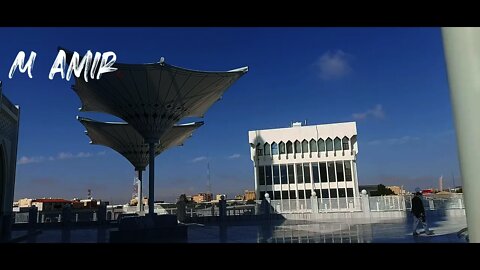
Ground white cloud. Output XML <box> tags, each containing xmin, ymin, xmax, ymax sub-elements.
<box><xmin>228</xmin><ymin>154</ymin><xmax>241</xmax><ymax>159</ymax></box>
<box><xmin>18</xmin><ymin>151</ymin><xmax>106</xmax><ymax>165</ymax></box>
<box><xmin>352</xmin><ymin>104</ymin><xmax>385</xmax><ymax>120</ymax></box>
<box><xmin>76</xmin><ymin>152</ymin><xmax>93</xmax><ymax>158</ymax></box>
<box><xmin>57</xmin><ymin>152</ymin><xmax>74</xmax><ymax>160</ymax></box>
<box><xmin>191</xmin><ymin>156</ymin><xmax>207</xmax><ymax>163</ymax></box>
<box><xmin>368</xmin><ymin>136</ymin><xmax>420</xmax><ymax>146</ymax></box>
<box><xmin>316</xmin><ymin>50</ymin><xmax>352</xmax><ymax>80</ymax></box>
<box><xmin>17</xmin><ymin>156</ymin><xmax>45</xmax><ymax>165</ymax></box>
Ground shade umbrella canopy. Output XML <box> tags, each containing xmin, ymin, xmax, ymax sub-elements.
<box><xmin>78</xmin><ymin>116</ymin><xmax>203</xmax><ymax>170</ymax></box>
<box><xmin>68</xmin><ymin>49</ymin><xmax>248</xmax><ymax>142</ymax></box>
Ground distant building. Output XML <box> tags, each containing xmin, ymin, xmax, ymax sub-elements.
<box><xmin>215</xmin><ymin>194</ymin><xmax>226</xmax><ymax>201</ymax></box>
<box><xmin>249</xmin><ymin>121</ymin><xmax>359</xmax><ymax>202</ymax></box>
<box><xmin>71</xmin><ymin>198</ymin><xmax>102</xmax><ymax>209</ymax></box>
<box><xmin>192</xmin><ymin>193</ymin><xmax>213</xmax><ymax>203</ymax></box>
<box><xmin>243</xmin><ymin>190</ymin><xmax>256</xmax><ymax>201</ymax></box>
<box><xmin>0</xmin><ymin>83</ymin><xmax>20</xmax><ymax>239</ymax></box>
<box><xmin>128</xmin><ymin>197</ymin><xmax>147</xmax><ymax>207</ymax></box>
<box><xmin>386</xmin><ymin>186</ymin><xmax>406</xmax><ymax>195</ymax></box>
<box><xmin>421</xmin><ymin>189</ymin><xmax>434</xmax><ymax>195</ymax></box>
<box><xmin>234</xmin><ymin>194</ymin><xmax>244</xmax><ymax>200</ymax></box>
<box><xmin>17</xmin><ymin>198</ymin><xmax>33</xmax><ymax>208</ymax></box>
<box><xmin>32</xmin><ymin>198</ymin><xmax>72</xmax><ymax>211</ymax></box>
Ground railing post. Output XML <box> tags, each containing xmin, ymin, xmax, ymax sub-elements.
<box><xmin>311</xmin><ymin>191</ymin><xmax>319</xmax><ymax>213</ymax></box>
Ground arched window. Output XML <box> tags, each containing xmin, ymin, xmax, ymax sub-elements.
<box><xmin>351</xmin><ymin>135</ymin><xmax>357</xmax><ymax>152</ymax></box>
<box><xmin>302</xmin><ymin>140</ymin><xmax>308</xmax><ymax>153</ymax></box>
<box><xmin>318</xmin><ymin>139</ymin><xmax>325</xmax><ymax>152</ymax></box>
<box><xmin>294</xmin><ymin>140</ymin><xmax>301</xmax><ymax>153</ymax></box>
<box><xmin>334</xmin><ymin>137</ymin><xmax>341</xmax><ymax>151</ymax></box>
<box><xmin>342</xmin><ymin>137</ymin><xmax>349</xmax><ymax>150</ymax></box>
<box><xmin>256</xmin><ymin>143</ymin><xmax>263</xmax><ymax>156</ymax></box>
<box><xmin>264</xmin><ymin>142</ymin><xmax>271</xmax><ymax>156</ymax></box>
<box><xmin>279</xmin><ymin>141</ymin><xmax>286</xmax><ymax>154</ymax></box>
<box><xmin>326</xmin><ymin>138</ymin><xmax>333</xmax><ymax>151</ymax></box>
<box><xmin>286</xmin><ymin>141</ymin><xmax>293</xmax><ymax>154</ymax></box>
<box><xmin>271</xmin><ymin>142</ymin><xmax>279</xmax><ymax>155</ymax></box>
<box><xmin>309</xmin><ymin>139</ymin><xmax>317</xmax><ymax>152</ymax></box>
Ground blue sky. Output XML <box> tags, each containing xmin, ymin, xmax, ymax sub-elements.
<box><xmin>0</xmin><ymin>27</ymin><xmax>460</xmax><ymax>203</ymax></box>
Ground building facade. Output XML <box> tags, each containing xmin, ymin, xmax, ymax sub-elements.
<box><xmin>248</xmin><ymin>122</ymin><xmax>359</xmax><ymax>203</ymax></box>
<box><xmin>243</xmin><ymin>190</ymin><xmax>256</xmax><ymax>201</ymax></box>
<box><xmin>192</xmin><ymin>193</ymin><xmax>213</xmax><ymax>203</ymax></box>
<box><xmin>32</xmin><ymin>198</ymin><xmax>72</xmax><ymax>211</ymax></box>
<box><xmin>0</xmin><ymin>82</ymin><xmax>20</xmax><ymax>240</ymax></box>
<box><xmin>387</xmin><ymin>186</ymin><xmax>406</xmax><ymax>195</ymax></box>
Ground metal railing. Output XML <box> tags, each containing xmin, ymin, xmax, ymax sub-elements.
<box><xmin>13</xmin><ymin>194</ymin><xmax>466</xmax><ymax>225</ymax></box>
<box><xmin>404</xmin><ymin>194</ymin><xmax>465</xmax><ymax>210</ymax></box>
<box><xmin>269</xmin><ymin>198</ymin><xmax>363</xmax><ymax>213</ymax></box>
<box><xmin>369</xmin><ymin>196</ymin><xmax>405</xmax><ymax>212</ymax></box>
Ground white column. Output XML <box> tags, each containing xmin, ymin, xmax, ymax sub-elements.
<box><xmin>442</xmin><ymin>27</ymin><xmax>480</xmax><ymax>242</ymax></box>
<box><xmin>333</xmin><ymin>160</ymin><xmax>339</xmax><ymax>209</ymax></box>
<box><xmin>352</xmin><ymin>160</ymin><xmax>359</xmax><ymax>198</ymax></box>
<box><xmin>136</xmin><ymin>169</ymin><xmax>144</xmax><ymax>213</ymax></box>
<box><xmin>253</xmin><ymin>163</ymin><xmax>259</xmax><ymax>200</ymax></box>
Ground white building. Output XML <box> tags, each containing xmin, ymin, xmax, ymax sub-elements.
<box><xmin>248</xmin><ymin>121</ymin><xmax>359</xmax><ymax>203</ymax></box>
<box><xmin>0</xmin><ymin>82</ymin><xmax>20</xmax><ymax>240</ymax></box>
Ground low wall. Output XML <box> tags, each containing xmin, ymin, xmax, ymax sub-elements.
<box><xmin>282</xmin><ymin>210</ymin><xmax>406</xmax><ymax>222</ymax></box>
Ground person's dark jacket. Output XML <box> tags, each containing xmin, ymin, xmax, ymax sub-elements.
<box><xmin>411</xmin><ymin>195</ymin><xmax>425</xmax><ymax>219</ymax></box>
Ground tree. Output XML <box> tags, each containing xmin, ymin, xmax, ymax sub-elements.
<box><xmin>371</xmin><ymin>184</ymin><xmax>395</xmax><ymax>196</ymax></box>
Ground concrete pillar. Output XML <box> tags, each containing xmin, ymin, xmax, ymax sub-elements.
<box><xmin>148</xmin><ymin>141</ymin><xmax>156</xmax><ymax>216</ymax></box>
<box><xmin>360</xmin><ymin>190</ymin><xmax>370</xmax><ymax>216</ymax></box>
<box><xmin>136</xmin><ymin>169</ymin><xmax>144</xmax><ymax>213</ymax></box>
<box><xmin>311</xmin><ymin>191</ymin><xmax>319</xmax><ymax>213</ymax></box>
<box><xmin>0</xmin><ymin>215</ymin><xmax>3</xmax><ymax>241</ymax></box>
<box><xmin>1</xmin><ymin>213</ymin><xmax>13</xmax><ymax>241</ymax></box>
<box><xmin>442</xmin><ymin>27</ymin><xmax>480</xmax><ymax>242</ymax></box>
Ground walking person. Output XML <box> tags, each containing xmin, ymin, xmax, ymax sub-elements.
<box><xmin>411</xmin><ymin>190</ymin><xmax>434</xmax><ymax>236</ymax></box>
